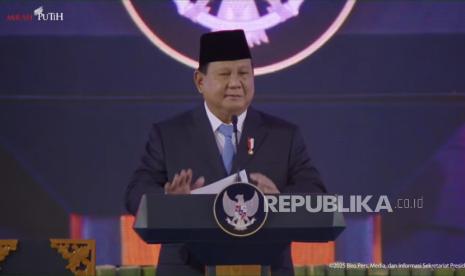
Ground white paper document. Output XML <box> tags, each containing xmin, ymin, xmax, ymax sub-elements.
<box><xmin>191</xmin><ymin>170</ymin><xmax>249</xmax><ymax>194</ymax></box>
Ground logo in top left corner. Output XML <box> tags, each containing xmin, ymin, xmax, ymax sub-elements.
<box><xmin>5</xmin><ymin>6</ymin><xmax>64</xmax><ymax>22</ymax></box>
<box><xmin>33</xmin><ymin>6</ymin><xmax>64</xmax><ymax>21</ymax></box>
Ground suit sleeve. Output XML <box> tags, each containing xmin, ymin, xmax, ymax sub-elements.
<box><xmin>125</xmin><ymin>124</ymin><xmax>168</xmax><ymax>215</ymax></box>
<box><xmin>283</xmin><ymin>127</ymin><xmax>327</xmax><ymax>193</ymax></box>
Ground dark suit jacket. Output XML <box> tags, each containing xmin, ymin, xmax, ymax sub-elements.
<box><xmin>126</xmin><ymin>105</ymin><xmax>326</xmax><ymax>275</ymax></box>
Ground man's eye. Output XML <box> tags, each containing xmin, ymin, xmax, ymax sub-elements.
<box><xmin>239</xmin><ymin>71</ymin><xmax>249</xmax><ymax>75</ymax></box>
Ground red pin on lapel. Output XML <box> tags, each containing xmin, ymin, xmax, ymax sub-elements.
<box><xmin>247</xmin><ymin>137</ymin><xmax>254</xmax><ymax>155</ymax></box>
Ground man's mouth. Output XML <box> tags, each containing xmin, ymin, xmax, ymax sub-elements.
<box><xmin>225</xmin><ymin>94</ymin><xmax>243</xmax><ymax>98</ymax></box>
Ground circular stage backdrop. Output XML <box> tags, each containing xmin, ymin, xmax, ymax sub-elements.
<box><xmin>123</xmin><ymin>0</ymin><xmax>356</xmax><ymax>75</ymax></box>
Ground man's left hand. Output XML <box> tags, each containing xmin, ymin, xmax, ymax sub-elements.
<box><xmin>249</xmin><ymin>173</ymin><xmax>280</xmax><ymax>194</ymax></box>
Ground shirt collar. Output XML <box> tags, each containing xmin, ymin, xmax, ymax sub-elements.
<box><xmin>204</xmin><ymin>101</ymin><xmax>247</xmax><ymax>133</ymax></box>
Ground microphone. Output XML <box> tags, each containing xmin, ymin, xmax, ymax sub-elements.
<box><xmin>231</xmin><ymin>115</ymin><xmax>241</xmax><ymax>182</ymax></box>
<box><xmin>232</xmin><ymin>115</ymin><xmax>238</xmax><ymax>134</ymax></box>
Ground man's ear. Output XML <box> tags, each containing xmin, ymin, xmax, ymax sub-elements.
<box><xmin>193</xmin><ymin>70</ymin><xmax>204</xmax><ymax>94</ymax></box>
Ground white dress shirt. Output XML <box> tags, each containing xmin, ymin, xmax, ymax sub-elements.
<box><xmin>204</xmin><ymin>102</ymin><xmax>247</xmax><ymax>154</ymax></box>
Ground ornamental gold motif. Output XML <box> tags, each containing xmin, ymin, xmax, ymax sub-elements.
<box><xmin>0</xmin><ymin>240</ymin><xmax>18</xmax><ymax>264</ymax></box>
<box><xmin>50</xmin><ymin>239</ymin><xmax>96</xmax><ymax>276</ymax></box>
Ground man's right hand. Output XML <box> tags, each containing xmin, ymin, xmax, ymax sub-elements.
<box><xmin>164</xmin><ymin>168</ymin><xmax>205</xmax><ymax>194</ymax></box>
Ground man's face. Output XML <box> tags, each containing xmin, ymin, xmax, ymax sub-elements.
<box><xmin>195</xmin><ymin>58</ymin><xmax>254</xmax><ymax>122</ymax></box>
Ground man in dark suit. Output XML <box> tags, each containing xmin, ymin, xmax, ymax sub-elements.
<box><xmin>125</xmin><ymin>30</ymin><xmax>326</xmax><ymax>276</ymax></box>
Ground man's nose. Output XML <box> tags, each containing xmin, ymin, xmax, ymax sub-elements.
<box><xmin>228</xmin><ymin>73</ymin><xmax>242</xmax><ymax>89</ymax></box>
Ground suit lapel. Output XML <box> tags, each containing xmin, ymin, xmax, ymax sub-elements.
<box><xmin>190</xmin><ymin>105</ymin><xmax>269</xmax><ymax>182</ymax></box>
<box><xmin>190</xmin><ymin>106</ymin><xmax>228</xmax><ymax>182</ymax></box>
<box><xmin>232</xmin><ymin>107</ymin><xmax>269</xmax><ymax>173</ymax></box>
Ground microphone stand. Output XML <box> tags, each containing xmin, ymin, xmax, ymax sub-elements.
<box><xmin>231</xmin><ymin>115</ymin><xmax>241</xmax><ymax>182</ymax></box>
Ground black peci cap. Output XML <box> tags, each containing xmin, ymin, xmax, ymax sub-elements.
<box><xmin>199</xmin><ymin>29</ymin><xmax>251</xmax><ymax>67</ymax></box>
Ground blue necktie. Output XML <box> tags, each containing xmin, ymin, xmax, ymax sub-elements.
<box><xmin>218</xmin><ymin>124</ymin><xmax>235</xmax><ymax>174</ymax></box>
